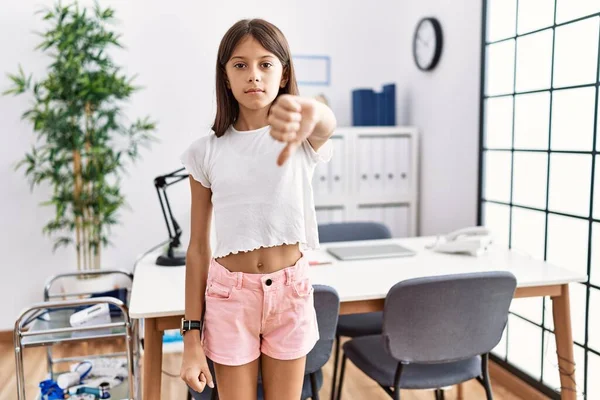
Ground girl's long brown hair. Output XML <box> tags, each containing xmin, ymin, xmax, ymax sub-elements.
<box><xmin>212</xmin><ymin>19</ymin><xmax>299</xmax><ymax>137</ymax></box>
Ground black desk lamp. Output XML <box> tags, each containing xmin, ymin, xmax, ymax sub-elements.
<box><xmin>154</xmin><ymin>167</ymin><xmax>188</xmax><ymax>266</ymax></box>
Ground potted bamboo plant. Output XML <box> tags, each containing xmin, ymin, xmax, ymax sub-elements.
<box><xmin>4</xmin><ymin>1</ymin><xmax>156</xmax><ymax>287</ymax></box>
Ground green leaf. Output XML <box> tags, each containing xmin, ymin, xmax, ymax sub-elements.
<box><xmin>52</xmin><ymin>237</ymin><xmax>73</xmax><ymax>252</ymax></box>
<box><xmin>2</xmin><ymin>65</ymin><xmax>32</xmax><ymax>96</ymax></box>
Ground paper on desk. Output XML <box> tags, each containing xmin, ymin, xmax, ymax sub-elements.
<box><xmin>304</xmin><ymin>249</ymin><xmax>336</xmax><ymax>266</ymax></box>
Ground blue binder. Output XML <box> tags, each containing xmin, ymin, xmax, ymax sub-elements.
<box><xmin>352</xmin><ymin>89</ymin><xmax>377</xmax><ymax>126</ymax></box>
<box><xmin>352</xmin><ymin>84</ymin><xmax>396</xmax><ymax>126</ymax></box>
<box><xmin>376</xmin><ymin>92</ymin><xmax>386</xmax><ymax>126</ymax></box>
<box><xmin>381</xmin><ymin>83</ymin><xmax>396</xmax><ymax>126</ymax></box>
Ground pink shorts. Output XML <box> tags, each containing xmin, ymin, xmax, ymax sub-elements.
<box><xmin>201</xmin><ymin>253</ymin><xmax>319</xmax><ymax>366</ymax></box>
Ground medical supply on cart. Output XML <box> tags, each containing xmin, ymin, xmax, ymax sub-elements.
<box><xmin>71</xmin><ymin>357</ymin><xmax>128</xmax><ymax>379</ymax></box>
<box><xmin>56</xmin><ymin>361</ymin><xmax>92</xmax><ymax>389</ymax></box>
<box><xmin>68</xmin><ymin>381</ymin><xmax>111</xmax><ymax>399</ymax></box>
<box><xmin>40</xmin><ymin>357</ymin><xmax>126</xmax><ymax>399</ymax></box>
<box><xmin>39</xmin><ymin>379</ymin><xmax>64</xmax><ymax>399</ymax></box>
<box><xmin>69</xmin><ymin>303</ymin><xmax>111</xmax><ymax>327</ymax></box>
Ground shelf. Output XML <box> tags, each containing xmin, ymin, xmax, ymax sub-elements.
<box><xmin>22</xmin><ymin>309</ymin><xmax>128</xmax><ymax>348</ymax></box>
<box><xmin>313</xmin><ymin>127</ymin><xmax>420</xmax><ymax>236</ymax></box>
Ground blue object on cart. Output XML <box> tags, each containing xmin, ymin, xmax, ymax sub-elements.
<box><xmin>39</xmin><ymin>379</ymin><xmax>65</xmax><ymax>399</ymax></box>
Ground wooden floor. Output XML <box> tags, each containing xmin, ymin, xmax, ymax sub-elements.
<box><xmin>1</xmin><ymin>339</ymin><xmax>525</xmax><ymax>400</ymax></box>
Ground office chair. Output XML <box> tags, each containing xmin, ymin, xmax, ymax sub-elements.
<box><xmin>336</xmin><ymin>271</ymin><xmax>517</xmax><ymax>400</ymax></box>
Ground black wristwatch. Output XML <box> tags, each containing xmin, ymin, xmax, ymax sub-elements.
<box><xmin>180</xmin><ymin>318</ymin><xmax>202</xmax><ymax>336</ymax></box>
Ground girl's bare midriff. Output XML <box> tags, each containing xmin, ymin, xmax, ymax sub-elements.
<box><xmin>214</xmin><ymin>243</ymin><xmax>303</xmax><ymax>274</ymax></box>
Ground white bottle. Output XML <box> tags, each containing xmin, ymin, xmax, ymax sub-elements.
<box><xmin>57</xmin><ymin>371</ymin><xmax>81</xmax><ymax>389</ymax></box>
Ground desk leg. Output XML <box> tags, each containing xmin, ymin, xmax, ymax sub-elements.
<box><xmin>456</xmin><ymin>383</ymin><xmax>464</xmax><ymax>399</ymax></box>
<box><xmin>143</xmin><ymin>318</ymin><xmax>163</xmax><ymax>400</ymax></box>
<box><xmin>552</xmin><ymin>284</ymin><xmax>577</xmax><ymax>400</ymax></box>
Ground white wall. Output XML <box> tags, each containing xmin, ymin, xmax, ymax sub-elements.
<box><xmin>396</xmin><ymin>1</ymin><xmax>483</xmax><ymax>235</ymax></box>
<box><xmin>0</xmin><ymin>0</ymin><xmax>482</xmax><ymax>330</ymax></box>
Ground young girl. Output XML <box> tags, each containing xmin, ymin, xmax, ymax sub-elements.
<box><xmin>178</xmin><ymin>18</ymin><xmax>336</xmax><ymax>400</ymax></box>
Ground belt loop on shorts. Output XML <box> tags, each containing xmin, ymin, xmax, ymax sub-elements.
<box><xmin>236</xmin><ymin>272</ymin><xmax>243</xmax><ymax>289</ymax></box>
<box><xmin>285</xmin><ymin>268</ymin><xmax>294</xmax><ymax>286</ymax></box>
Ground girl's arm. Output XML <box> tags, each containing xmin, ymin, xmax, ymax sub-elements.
<box><xmin>180</xmin><ymin>177</ymin><xmax>215</xmax><ymax>393</ymax></box>
<box><xmin>307</xmin><ymin>100</ymin><xmax>337</xmax><ymax>151</ymax></box>
<box><xmin>184</xmin><ymin>177</ymin><xmax>213</xmax><ymax>335</ymax></box>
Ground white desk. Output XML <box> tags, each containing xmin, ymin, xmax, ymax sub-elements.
<box><xmin>129</xmin><ymin>236</ymin><xmax>586</xmax><ymax>400</ymax></box>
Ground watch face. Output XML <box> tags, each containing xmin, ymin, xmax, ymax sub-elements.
<box><xmin>414</xmin><ymin>18</ymin><xmax>443</xmax><ymax>71</ymax></box>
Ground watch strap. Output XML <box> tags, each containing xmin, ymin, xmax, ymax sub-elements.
<box><xmin>181</xmin><ymin>318</ymin><xmax>202</xmax><ymax>335</ymax></box>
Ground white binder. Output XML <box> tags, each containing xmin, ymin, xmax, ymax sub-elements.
<box><xmin>316</xmin><ymin>209</ymin><xmax>330</xmax><ymax>224</ymax></box>
<box><xmin>313</xmin><ymin>159</ymin><xmax>329</xmax><ymax>195</ymax></box>
<box><xmin>371</xmin><ymin>137</ymin><xmax>385</xmax><ymax>194</ymax></box>
<box><xmin>330</xmin><ymin>207</ymin><xmax>345</xmax><ymax>222</ymax></box>
<box><xmin>397</xmin><ymin>137</ymin><xmax>411</xmax><ymax>194</ymax></box>
<box><xmin>316</xmin><ymin>207</ymin><xmax>345</xmax><ymax>224</ymax></box>
<box><xmin>383</xmin><ymin>204</ymin><xmax>410</xmax><ymax>237</ymax></box>
<box><xmin>373</xmin><ymin>205</ymin><xmax>385</xmax><ymax>223</ymax></box>
<box><xmin>383</xmin><ymin>136</ymin><xmax>397</xmax><ymax>193</ymax></box>
<box><xmin>330</xmin><ymin>138</ymin><xmax>345</xmax><ymax>196</ymax></box>
<box><xmin>358</xmin><ymin>137</ymin><xmax>372</xmax><ymax>194</ymax></box>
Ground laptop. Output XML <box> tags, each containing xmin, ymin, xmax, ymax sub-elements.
<box><xmin>326</xmin><ymin>243</ymin><xmax>416</xmax><ymax>261</ymax></box>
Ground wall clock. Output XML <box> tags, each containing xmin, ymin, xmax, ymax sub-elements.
<box><xmin>413</xmin><ymin>17</ymin><xmax>443</xmax><ymax>71</ymax></box>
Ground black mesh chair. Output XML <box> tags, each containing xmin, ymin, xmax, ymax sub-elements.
<box><xmin>317</xmin><ymin>221</ymin><xmax>392</xmax><ymax>400</ymax></box>
<box><xmin>336</xmin><ymin>271</ymin><xmax>517</xmax><ymax>400</ymax></box>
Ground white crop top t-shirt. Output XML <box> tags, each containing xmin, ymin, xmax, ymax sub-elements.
<box><xmin>179</xmin><ymin>124</ymin><xmax>333</xmax><ymax>259</ymax></box>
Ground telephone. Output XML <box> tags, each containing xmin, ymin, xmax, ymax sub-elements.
<box><xmin>426</xmin><ymin>226</ymin><xmax>493</xmax><ymax>256</ymax></box>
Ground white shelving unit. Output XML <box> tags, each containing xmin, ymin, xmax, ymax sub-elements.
<box><xmin>313</xmin><ymin>126</ymin><xmax>420</xmax><ymax>237</ymax></box>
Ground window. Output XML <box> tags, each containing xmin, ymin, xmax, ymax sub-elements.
<box><xmin>480</xmin><ymin>1</ymin><xmax>600</xmax><ymax>397</ymax></box>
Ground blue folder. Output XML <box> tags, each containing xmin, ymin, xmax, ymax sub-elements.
<box><xmin>352</xmin><ymin>84</ymin><xmax>396</xmax><ymax>126</ymax></box>
<box><xmin>352</xmin><ymin>88</ymin><xmax>377</xmax><ymax>126</ymax></box>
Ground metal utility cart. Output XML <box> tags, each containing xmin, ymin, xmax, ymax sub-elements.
<box><xmin>14</xmin><ymin>270</ymin><xmax>140</xmax><ymax>400</ymax></box>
